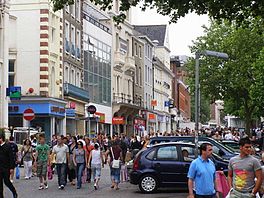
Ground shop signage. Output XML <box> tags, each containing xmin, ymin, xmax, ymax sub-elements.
<box><xmin>95</xmin><ymin>112</ymin><xmax>105</xmax><ymax>123</ymax></box>
<box><xmin>66</xmin><ymin>109</ymin><xmax>75</xmax><ymax>117</ymax></box>
<box><xmin>148</xmin><ymin>113</ymin><xmax>156</xmax><ymax>120</ymax></box>
<box><xmin>134</xmin><ymin>118</ymin><xmax>146</xmax><ymax>127</ymax></box>
<box><xmin>7</xmin><ymin>86</ymin><xmax>21</xmax><ymax>100</ymax></box>
<box><xmin>51</xmin><ymin>106</ymin><xmax>65</xmax><ymax>114</ymax></box>
<box><xmin>87</xmin><ymin>105</ymin><xmax>97</xmax><ymax>114</ymax></box>
<box><xmin>164</xmin><ymin>101</ymin><xmax>170</xmax><ymax>107</ymax></box>
<box><xmin>112</xmin><ymin>117</ymin><xmax>124</xmax><ymax>125</ymax></box>
<box><xmin>151</xmin><ymin>100</ymin><xmax>157</xmax><ymax>106</ymax></box>
<box><xmin>8</xmin><ymin>106</ymin><xmax>19</xmax><ymax>112</ymax></box>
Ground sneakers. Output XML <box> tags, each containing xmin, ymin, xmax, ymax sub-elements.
<box><xmin>44</xmin><ymin>182</ymin><xmax>48</xmax><ymax>189</ymax></box>
<box><xmin>38</xmin><ymin>185</ymin><xmax>44</xmax><ymax>190</ymax></box>
<box><xmin>60</xmin><ymin>185</ymin><xmax>64</xmax><ymax>190</ymax></box>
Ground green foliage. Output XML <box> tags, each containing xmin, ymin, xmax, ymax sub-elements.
<box><xmin>187</xmin><ymin>19</ymin><xmax>264</xmax><ymax>134</ymax></box>
<box><xmin>51</xmin><ymin>0</ymin><xmax>264</xmax><ymax>24</ymax></box>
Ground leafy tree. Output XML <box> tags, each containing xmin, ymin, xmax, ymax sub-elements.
<box><xmin>51</xmin><ymin>0</ymin><xmax>264</xmax><ymax>24</ymax></box>
<box><xmin>187</xmin><ymin>20</ymin><xmax>264</xmax><ymax>134</ymax></box>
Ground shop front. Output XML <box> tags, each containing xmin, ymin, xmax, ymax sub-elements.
<box><xmin>9</xmin><ymin>97</ymin><xmax>66</xmax><ymax>141</ymax></box>
<box><xmin>134</xmin><ymin>118</ymin><xmax>146</xmax><ymax>137</ymax></box>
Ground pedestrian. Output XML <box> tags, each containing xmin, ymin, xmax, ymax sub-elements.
<box><xmin>68</xmin><ymin>136</ymin><xmax>77</xmax><ymax>186</ymax></box>
<box><xmin>73</xmin><ymin>141</ymin><xmax>86</xmax><ymax>189</ymax></box>
<box><xmin>88</xmin><ymin>143</ymin><xmax>104</xmax><ymax>190</ymax></box>
<box><xmin>228</xmin><ymin>136</ymin><xmax>262</xmax><ymax>198</ymax></box>
<box><xmin>34</xmin><ymin>133</ymin><xmax>49</xmax><ymax>190</ymax></box>
<box><xmin>21</xmin><ymin>139</ymin><xmax>34</xmax><ymax>179</ymax></box>
<box><xmin>52</xmin><ymin>136</ymin><xmax>70</xmax><ymax>190</ymax></box>
<box><xmin>84</xmin><ymin>137</ymin><xmax>94</xmax><ymax>183</ymax></box>
<box><xmin>105</xmin><ymin>140</ymin><xmax>122</xmax><ymax>190</ymax></box>
<box><xmin>8</xmin><ymin>136</ymin><xmax>18</xmax><ymax>183</ymax></box>
<box><xmin>187</xmin><ymin>143</ymin><xmax>219</xmax><ymax>198</ymax></box>
<box><xmin>0</xmin><ymin>129</ymin><xmax>18</xmax><ymax>198</ymax></box>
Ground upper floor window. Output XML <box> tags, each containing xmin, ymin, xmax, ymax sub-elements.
<box><xmin>120</xmin><ymin>38</ymin><xmax>128</xmax><ymax>54</ymax></box>
<box><xmin>139</xmin><ymin>45</ymin><xmax>142</xmax><ymax>58</ymax></box>
<box><xmin>65</xmin><ymin>21</ymin><xmax>70</xmax><ymax>41</ymax></box>
<box><xmin>70</xmin><ymin>3</ymin><xmax>75</xmax><ymax>18</ymax></box>
<box><xmin>76</xmin><ymin>0</ymin><xmax>81</xmax><ymax>21</ymax></box>
<box><xmin>71</xmin><ymin>25</ymin><xmax>75</xmax><ymax>45</ymax></box>
<box><xmin>134</xmin><ymin>42</ymin><xmax>138</xmax><ymax>56</ymax></box>
<box><xmin>8</xmin><ymin>60</ymin><xmax>15</xmax><ymax>87</ymax></box>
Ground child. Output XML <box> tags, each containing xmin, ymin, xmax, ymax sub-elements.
<box><xmin>34</xmin><ymin>134</ymin><xmax>50</xmax><ymax>190</ymax></box>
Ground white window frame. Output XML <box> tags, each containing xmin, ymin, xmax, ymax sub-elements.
<box><xmin>76</xmin><ymin>0</ymin><xmax>81</xmax><ymax>22</ymax></box>
<box><xmin>65</xmin><ymin>5</ymin><xmax>70</xmax><ymax>13</ymax></box>
<box><xmin>65</xmin><ymin>21</ymin><xmax>70</xmax><ymax>41</ymax></box>
<box><xmin>139</xmin><ymin>45</ymin><xmax>142</xmax><ymax>58</ymax></box>
<box><xmin>76</xmin><ymin>30</ymin><xmax>80</xmax><ymax>49</ymax></box>
<box><xmin>70</xmin><ymin>2</ymin><xmax>75</xmax><ymax>18</ymax></box>
<box><xmin>71</xmin><ymin>69</ymin><xmax>75</xmax><ymax>85</ymax></box>
<box><xmin>64</xmin><ymin>65</ymin><xmax>69</xmax><ymax>83</ymax></box>
<box><xmin>71</xmin><ymin>25</ymin><xmax>75</xmax><ymax>45</ymax></box>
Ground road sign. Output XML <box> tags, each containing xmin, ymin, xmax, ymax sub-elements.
<box><xmin>87</xmin><ymin>105</ymin><xmax>96</xmax><ymax>114</ymax></box>
<box><xmin>23</xmin><ymin>108</ymin><xmax>35</xmax><ymax>121</ymax></box>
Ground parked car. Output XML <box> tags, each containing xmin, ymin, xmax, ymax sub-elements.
<box><xmin>148</xmin><ymin>136</ymin><xmax>237</xmax><ymax>160</ymax></box>
<box><xmin>130</xmin><ymin>142</ymin><xmax>229</xmax><ymax>193</ymax></box>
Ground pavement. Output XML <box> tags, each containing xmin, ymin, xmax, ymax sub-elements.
<box><xmin>4</xmin><ymin>167</ymin><xmax>188</xmax><ymax>198</ymax></box>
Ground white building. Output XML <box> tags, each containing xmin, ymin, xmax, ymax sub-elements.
<box><xmin>0</xmin><ymin>0</ymin><xmax>10</xmax><ymax>129</ymax></box>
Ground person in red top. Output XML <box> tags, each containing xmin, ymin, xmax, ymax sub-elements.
<box><xmin>84</xmin><ymin>137</ymin><xmax>94</xmax><ymax>183</ymax></box>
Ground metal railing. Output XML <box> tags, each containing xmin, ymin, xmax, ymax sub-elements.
<box><xmin>113</xmin><ymin>93</ymin><xmax>134</xmax><ymax>105</ymax></box>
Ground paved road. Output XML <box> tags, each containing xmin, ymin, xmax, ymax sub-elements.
<box><xmin>4</xmin><ymin>167</ymin><xmax>188</xmax><ymax>198</ymax></box>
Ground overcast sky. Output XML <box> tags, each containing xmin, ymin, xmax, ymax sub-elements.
<box><xmin>131</xmin><ymin>6</ymin><xmax>210</xmax><ymax>57</ymax></box>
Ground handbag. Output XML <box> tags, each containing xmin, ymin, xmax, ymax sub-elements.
<box><xmin>47</xmin><ymin>165</ymin><xmax>53</xmax><ymax>180</ymax></box>
<box><xmin>110</xmin><ymin>148</ymin><xmax>120</xmax><ymax>169</ymax></box>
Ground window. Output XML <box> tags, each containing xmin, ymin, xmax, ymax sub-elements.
<box><xmin>76</xmin><ymin>72</ymin><xmax>80</xmax><ymax>87</ymax></box>
<box><xmin>120</xmin><ymin>38</ymin><xmax>127</xmax><ymax>54</ymax></box>
<box><xmin>181</xmin><ymin>146</ymin><xmax>195</xmax><ymax>162</ymax></box>
<box><xmin>146</xmin><ymin>149</ymin><xmax>156</xmax><ymax>160</ymax></box>
<box><xmin>76</xmin><ymin>30</ymin><xmax>80</xmax><ymax>48</ymax></box>
<box><xmin>64</xmin><ymin>65</ymin><xmax>69</xmax><ymax>83</ymax></box>
<box><xmin>8</xmin><ymin>60</ymin><xmax>15</xmax><ymax>87</ymax></box>
<box><xmin>70</xmin><ymin>2</ymin><xmax>75</xmax><ymax>18</ymax></box>
<box><xmin>134</xmin><ymin>42</ymin><xmax>138</xmax><ymax>56</ymax></box>
<box><xmin>116</xmin><ymin>76</ymin><xmax>120</xmax><ymax>93</ymax></box>
<box><xmin>71</xmin><ymin>69</ymin><xmax>75</xmax><ymax>85</ymax></box>
<box><xmin>115</xmin><ymin>0</ymin><xmax>119</xmax><ymax>13</ymax></box>
<box><xmin>65</xmin><ymin>5</ymin><xmax>70</xmax><ymax>13</ymax></box>
<box><xmin>76</xmin><ymin>0</ymin><xmax>80</xmax><ymax>21</ymax></box>
<box><xmin>139</xmin><ymin>67</ymin><xmax>142</xmax><ymax>86</ymax></box>
<box><xmin>71</xmin><ymin>25</ymin><xmax>75</xmax><ymax>45</ymax></box>
<box><xmin>115</xmin><ymin>33</ymin><xmax>119</xmax><ymax>51</ymax></box>
<box><xmin>50</xmin><ymin>66</ymin><xmax>55</xmax><ymax>97</ymax></box>
<box><xmin>135</xmin><ymin>65</ymin><xmax>138</xmax><ymax>84</ymax></box>
<box><xmin>139</xmin><ymin>45</ymin><xmax>142</xmax><ymax>58</ymax></box>
<box><xmin>51</xmin><ymin>27</ymin><xmax>55</xmax><ymax>43</ymax></box>
<box><xmin>156</xmin><ymin>146</ymin><xmax>178</xmax><ymax>160</ymax></box>
<box><xmin>65</xmin><ymin>21</ymin><xmax>70</xmax><ymax>41</ymax></box>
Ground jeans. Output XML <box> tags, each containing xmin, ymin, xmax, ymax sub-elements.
<box><xmin>76</xmin><ymin>163</ymin><xmax>85</xmax><ymax>188</ymax></box>
<box><xmin>110</xmin><ymin>167</ymin><xmax>120</xmax><ymax>184</ymax></box>
<box><xmin>56</xmin><ymin>163</ymin><xmax>67</xmax><ymax>186</ymax></box>
<box><xmin>0</xmin><ymin>169</ymin><xmax>17</xmax><ymax>198</ymax></box>
<box><xmin>23</xmin><ymin>161</ymin><xmax>32</xmax><ymax>178</ymax></box>
<box><xmin>86</xmin><ymin>168</ymin><xmax>92</xmax><ymax>182</ymax></box>
<box><xmin>229</xmin><ymin>189</ymin><xmax>256</xmax><ymax>198</ymax></box>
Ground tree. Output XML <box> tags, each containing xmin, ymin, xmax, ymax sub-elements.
<box><xmin>52</xmin><ymin>0</ymin><xmax>264</xmax><ymax>24</ymax></box>
<box><xmin>187</xmin><ymin>20</ymin><xmax>264</xmax><ymax>135</ymax></box>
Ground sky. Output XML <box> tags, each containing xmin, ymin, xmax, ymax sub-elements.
<box><xmin>131</xmin><ymin>6</ymin><xmax>210</xmax><ymax>57</ymax></box>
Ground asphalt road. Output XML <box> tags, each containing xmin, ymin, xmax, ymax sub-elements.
<box><xmin>4</xmin><ymin>167</ymin><xmax>188</xmax><ymax>198</ymax></box>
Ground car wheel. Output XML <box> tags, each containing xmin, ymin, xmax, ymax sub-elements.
<box><xmin>139</xmin><ymin>174</ymin><xmax>158</xmax><ymax>193</ymax></box>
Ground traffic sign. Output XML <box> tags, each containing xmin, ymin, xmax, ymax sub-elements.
<box><xmin>87</xmin><ymin>105</ymin><xmax>96</xmax><ymax>114</ymax></box>
<box><xmin>23</xmin><ymin>108</ymin><xmax>35</xmax><ymax>121</ymax></box>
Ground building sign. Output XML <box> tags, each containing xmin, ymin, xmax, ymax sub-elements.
<box><xmin>66</xmin><ymin>109</ymin><xmax>76</xmax><ymax>118</ymax></box>
<box><xmin>164</xmin><ymin>101</ymin><xmax>170</xmax><ymax>107</ymax></box>
<box><xmin>148</xmin><ymin>113</ymin><xmax>156</xmax><ymax>120</ymax></box>
<box><xmin>95</xmin><ymin>112</ymin><xmax>105</xmax><ymax>123</ymax></box>
<box><xmin>51</xmin><ymin>106</ymin><xmax>65</xmax><ymax>114</ymax></box>
<box><xmin>134</xmin><ymin>118</ymin><xmax>146</xmax><ymax>127</ymax></box>
<box><xmin>7</xmin><ymin>86</ymin><xmax>21</xmax><ymax>100</ymax></box>
<box><xmin>151</xmin><ymin>100</ymin><xmax>157</xmax><ymax>106</ymax></box>
<box><xmin>8</xmin><ymin>106</ymin><xmax>19</xmax><ymax>112</ymax></box>
<box><xmin>112</xmin><ymin>117</ymin><xmax>124</xmax><ymax>125</ymax></box>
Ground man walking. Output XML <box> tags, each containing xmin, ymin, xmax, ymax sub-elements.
<box><xmin>0</xmin><ymin>130</ymin><xmax>18</xmax><ymax>198</ymax></box>
<box><xmin>52</xmin><ymin>136</ymin><xmax>69</xmax><ymax>190</ymax></box>
<box><xmin>228</xmin><ymin>136</ymin><xmax>262</xmax><ymax>198</ymax></box>
<box><xmin>187</xmin><ymin>143</ymin><xmax>219</xmax><ymax>198</ymax></box>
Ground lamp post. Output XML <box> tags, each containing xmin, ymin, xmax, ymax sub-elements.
<box><xmin>194</xmin><ymin>50</ymin><xmax>228</xmax><ymax>156</ymax></box>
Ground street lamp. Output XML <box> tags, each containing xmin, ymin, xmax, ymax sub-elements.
<box><xmin>194</xmin><ymin>50</ymin><xmax>228</xmax><ymax>156</ymax></box>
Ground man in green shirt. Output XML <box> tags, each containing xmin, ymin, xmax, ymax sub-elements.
<box><xmin>34</xmin><ymin>134</ymin><xmax>50</xmax><ymax>190</ymax></box>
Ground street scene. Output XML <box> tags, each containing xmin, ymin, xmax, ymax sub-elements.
<box><xmin>1</xmin><ymin>0</ymin><xmax>264</xmax><ymax>198</ymax></box>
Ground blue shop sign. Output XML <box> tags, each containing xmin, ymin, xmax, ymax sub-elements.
<box><xmin>164</xmin><ymin>101</ymin><xmax>170</xmax><ymax>107</ymax></box>
<box><xmin>66</xmin><ymin>109</ymin><xmax>76</xmax><ymax>118</ymax></box>
<box><xmin>9</xmin><ymin>103</ymin><xmax>65</xmax><ymax>117</ymax></box>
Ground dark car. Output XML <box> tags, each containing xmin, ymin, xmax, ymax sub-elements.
<box><xmin>148</xmin><ymin>136</ymin><xmax>237</xmax><ymax>160</ymax></box>
<box><xmin>130</xmin><ymin>142</ymin><xmax>229</xmax><ymax>193</ymax></box>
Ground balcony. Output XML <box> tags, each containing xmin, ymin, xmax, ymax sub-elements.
<box><xmin>113</xmin><ymin>93</ymin><xmax>134</xmax><ymax>105</ymax></box>
<box><xmin>65</xmin><ymin>39</ymin><xmax>70</xmax><ymax>53</ymax></box>
<box><xmin>124</xmin><ymin>56</ymin><xmax>135</xmax><ymax>76</ymax></box>
<box><xmin>114</xmin><ymin>51</ymin><xmax>126</xmax><ymax>70</ymax></box>
<box><xmin>64</xmin><ymin>83</ymin><xmax>89</xmax><ymax>102</ymax></box>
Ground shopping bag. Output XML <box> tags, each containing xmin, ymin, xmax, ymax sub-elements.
<box><xmin>216</xmin><ymin>171</ymin><xmax>230</xmax><ymax>198</ymax></box>
<box><xmin>15</xmin><ymin>166</ymin><xmax>20</xmax><ymax>179</ymax></box>
<box><xmin>82</xmin><ymin>168</ymin><xmax>87</xmax><ymax>184</ymax></box>
<box><xmin>47</xmin><ymin>165</ymin><xmax>53</xmax><ymax>180</ymax></box>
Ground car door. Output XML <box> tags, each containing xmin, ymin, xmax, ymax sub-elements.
<box><xmin>152</xmin><ymin>145</ymin><xmax>182</xmax><ymax>185</ymax></box>
<box><xmin>177</xmin><ymin>145</ymin><xmax>196</xmax><ymax>185</ymax></box>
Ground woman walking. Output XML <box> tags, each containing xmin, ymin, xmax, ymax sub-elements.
<box><xmin>105</xmin><ymin>140</ymin><xmax>122</xmax><ymax>190</ymax></box>
<box><xmin>73</xmin><ymin>141</ymin><xmax>86</xmax><ymax>189</ymax></box>
<box><xmin>21</xmin><ymin>139</ymin><xmax>34</xmax><ymax>179</ymax></box>
<box><xmin>68</xmin><ymin>136</ymin><xmax>77</xmax><ymax>185</ymax></box>
<box><xmin>88</xmin><ymin>143</ymin><xmax>104</xmax><ymax>190</ymax></box>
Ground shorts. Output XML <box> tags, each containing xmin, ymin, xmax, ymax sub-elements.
<box><xmin>91</xmin><ymin>164</ymin><xmax>101</xmax><ymax>180</ymax></box>
<box><xmin>37</xmin><ymin>161</ymin><xmax>47</xmax><ymax>177</ymax></box>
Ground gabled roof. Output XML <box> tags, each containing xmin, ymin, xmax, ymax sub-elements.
<box><xmin>134</xmin><ymin>25</ymin><xmax>167</xmax><ymax>47</ymax></box>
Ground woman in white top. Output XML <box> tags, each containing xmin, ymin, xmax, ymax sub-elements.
<box><xmin>88</xmin><ymin>143</ymin><xmax>104</xmax><ymax>190</ymax></box>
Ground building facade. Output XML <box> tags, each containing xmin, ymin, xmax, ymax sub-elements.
<box><xmin>0</xmin><ymin>0</ymin><xmax>10</xmax><ymax>129</ymax></box>
<box><xmin>83</xmin><ymin>1</ymin><xmax>112</xmax><ymax>136</ymax></box>
<box><xmin>9</xmin><ymin>0</ymin><xmax>65</xmax><ymax>141</ymax></box>
<box><xmin>63</xmin><ymin>0</ymin><xmax>89</xmax><ymax>136</ymax></box>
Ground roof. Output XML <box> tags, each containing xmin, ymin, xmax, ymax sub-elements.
<box><xmin>134</xmin><ymin>25</ymin><xmax>167</xmax><ymax>47</ymax></box>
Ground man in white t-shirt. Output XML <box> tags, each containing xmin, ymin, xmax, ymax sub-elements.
<box><xmin>52</xmin><ymin>136</ymin><xmax>69</xmax><ymax>190</ymax></box>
